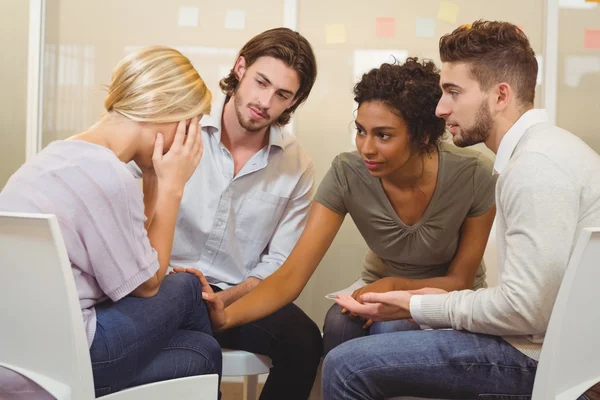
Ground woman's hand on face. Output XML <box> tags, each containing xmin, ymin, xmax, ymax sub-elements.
<box><xmin>152</xmin><ymin>117</ymin><xmax>203</xmax><ymax>195</ymax></box>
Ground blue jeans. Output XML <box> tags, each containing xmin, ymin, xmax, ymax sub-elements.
<box><xmin>211</xmin><ymin>285</ymin><xmax>322</xmax><ymax>400</ymax></box>
<box><xmin>323</xmin><ymin>303</ymin><xmax>421</xmax><ymax>356</ymax></box>
<box><xmin>323</xmin><ymin>329</ymin><xmax>542</xmax><ymax>399</ymax></box>
<box><xmin>90</xmin><ymin>273</ymin><xmax>222</xmax><ymax>397</ymax></box>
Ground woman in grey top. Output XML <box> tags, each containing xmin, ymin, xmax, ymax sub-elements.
<box><xmin>192</xmin><ymin>58</ymin><xmax>496</xmax><ymax>356</ymax></box>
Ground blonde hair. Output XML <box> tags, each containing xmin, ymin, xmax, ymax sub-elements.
<box><xmin>104</xmin><ymin>46</ymin><xmax>212</xmax><ymax>123</ymax></box>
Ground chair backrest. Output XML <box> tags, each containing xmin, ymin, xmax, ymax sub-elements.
<box><xmin>0</xmin><ymin>212</ymin><xmax>95</xmax><ymax>399</ymax></box>
<box><xmin>532</xmin><ymin>227</ymin><xmax>600</xmax><ymax>400</ymax></box>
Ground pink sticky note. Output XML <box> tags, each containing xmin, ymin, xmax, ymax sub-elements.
<box><xmin>584</xmin><ymin>29</ymin><xmax>600</xmax><ymax>49</ymax></box>
<box><xmin>376</xmin><ymin>17</ymin><xmax>396</xmax><ymax>38</ymax></box>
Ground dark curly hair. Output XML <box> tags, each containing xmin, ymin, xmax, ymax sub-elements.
<box><xmin>220</xmin><ymin>27</ymin><xmax>317</xmax><ymax>126</ymax></box>
<box><xmin>439</xmin><ymin>20</ymin><xmax>537</xmax><ymax>106</ymax></box>
<box><xmin>354</xmin><ymin>57</ymin><xmax>445</xmax><ymax>154</ymax></box>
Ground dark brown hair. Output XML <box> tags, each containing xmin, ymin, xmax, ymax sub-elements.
<box><xmin>219</xmin><ymin>27</ymin><xmax>317</xmax><ymax>126</ymax></box>
<box><xmin>354</xmin><ymin>57</ymin><xmax>446</xmax><ymax>154</ymax></box>
<box><xmin>439</xmin><ymin>20</ymin><xmax>538</xmax><ymax>106</ymax></box>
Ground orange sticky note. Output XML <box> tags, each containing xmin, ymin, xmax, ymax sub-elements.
<box><xmin>585</xmin><ymin>0</ymin><xmax>600</xmax><ymax>3</ymax></box>
<box><xmin>584</xmin><ymin>29</ymin><xmax>600</xmax><ymax>49</ymax></box>
<box><xmin>376</xmin><ymin>17</ymin><xmax>396</xmax><ymax>38</ymax></box>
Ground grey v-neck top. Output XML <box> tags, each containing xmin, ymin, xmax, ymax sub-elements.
<box><xmin>315</xmin><ymin>142</ymin><xmax>496</xmax><ymax>289</ymax></box>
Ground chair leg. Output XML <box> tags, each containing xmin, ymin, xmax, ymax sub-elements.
<box><xmin>244</xmin><ymin>375</ymin><xmax>259</xmax><ymax>400</ymax></box>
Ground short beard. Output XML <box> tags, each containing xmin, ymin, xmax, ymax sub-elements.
<box><xmin>233</xmin><ymin>85</ymin><xmax>271</xmax><ymax>132</ymax></box>
<box><xmin>453</xmin><ymin>100</ymin><xmax>493</xmax><ymax>148</ymax></box>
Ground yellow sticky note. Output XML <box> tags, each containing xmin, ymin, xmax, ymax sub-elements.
<box><xmin>326</xmin><ymin>24</ymin><xmax>346</xmax><ymax>44</ymax></box>
<box><xmin>437</xmin><ymin>1</ymin><xmax>460</xmax><ymax>24</ymax></box>
<box><xmin>585</xmin><ymin>0</ymin><xmax>600</xmax><ymax>3</ymax></box>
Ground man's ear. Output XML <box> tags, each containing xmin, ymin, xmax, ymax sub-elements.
<box><xmin>233</xmin><ymin>56</ymin><xmax>247</xmax><ymax>81</ymax></box>
<box><xmin>493</xmin><ymin>82</ymin><xmax>513</xmax><ymax>112</ymax></box>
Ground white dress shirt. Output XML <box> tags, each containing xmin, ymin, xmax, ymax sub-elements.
<box><xmin>170</xmin><ymin>96</ymin><xmax>315</xmax><ymax>288</ymax></box>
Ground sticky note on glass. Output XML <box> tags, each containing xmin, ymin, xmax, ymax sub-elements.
<box><xmin>564</xmin><ymin>55</ymin><xmax>600</xmax><ymax>87</ymax></box>
<box><xmin>415</xmin><ymin>18</ymin><xmax>436</xmax><ymax>38</ymax></box>
<box><xmin>225</xmin><ymin>9</ymin><xmax>245</xmax><ymax>30</ymax></box>
<box><xmin>584</xmin><ymin>29</ymin><xmax>600</xmax><ymax>49</ymax></box>
<box><xmin>376</xmin><ymin>17</ymin><xmax>396</xmax><ymax>38</ymax></box>
<box><xmin>437</xmin><ymin>1</ymin><xmax>459</xmax><ymax>24</ymax></box>
<box><xmin>585</xmin><ymin>0</ymin><xmax>600</xmax><ymax>3</ymax></box>
<box><xmin>178</xmin><ymin>7</ymin><xmax>199</xmax><ymax>27</ymax></box>
<box><xmin>326</xmin><ymin>24</ymin><xmax>346</xmax><ymax>44</ymax></box>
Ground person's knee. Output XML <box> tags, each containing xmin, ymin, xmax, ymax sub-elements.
<box><xmin>175</xmin><ymin>332</ymin><xmax>223</xmax><ymax>377</ymax></box>
<box><xmin>278</xmin><ymin>308</ymin><xmax>323</xmax><ymax>365</ymax></box>
<box><xmin>201</xmin><ymin>335</ymin><xmax>223</xmax><ymax>376</ymax></box>
<box><xmin>167</xmin><ymin>272</ymin><xmax>206</xmax><ymax>312</ymax></box>
<box><xmin>323</xmin><ymin>303</ymin><xmax>347</xmax><ymax>335</ymax></box>
<box><xmin>322</xmin><ymin>345</ymin><xmax>348</xmax><ymax>391</ymax></box>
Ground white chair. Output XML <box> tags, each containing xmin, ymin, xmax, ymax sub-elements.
<box><xmin>222</xmin><ymin>349</ymin><xmax>271</xmax><ymax>400</ymax></box>
<box><xmin>532</xmin><ymin>227</ymin><xmax>600</xmax><ymax>400</ymax></box>
<box><xmin>0</xmin><ymin>212</ymin><xmax>218</xmax><ymax>400</ymax></box>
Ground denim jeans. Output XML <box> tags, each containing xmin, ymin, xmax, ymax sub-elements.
<box><xmin>211</xmin><ymin>285</ymin><xmax>322</xmax><ymax>400</ymax></box>
<box><xmin>323</xmin><ymin>329</ymin><xmax>544</xmax><ymax>399</ymax></box>
<box><xmin>90</xmin><ymin>273</ymin><xmax>222</xmax><ymax>397</ymax></box>
<box><xmin>323</xmin><ymin>303</ymin><xmax>421</xmax><ymax>356</ymax></box>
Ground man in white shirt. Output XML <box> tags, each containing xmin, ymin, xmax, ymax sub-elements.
<box><xmin>329</xmin><ymin>20</ymin><xmax>600</xmax><ymax>399</ymax></box>
<box><xmin>172</xmin><ymin>28</ymin><xmax>321</xmax><ymax>399</ymax></box>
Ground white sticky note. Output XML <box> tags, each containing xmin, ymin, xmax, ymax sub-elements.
<box><xmin>415</xmin><ymin>18</ymin><xmax>436</xmax><ymax>38</ymax></box>
<box><xmin>536</xmin><ymin>55</ymin><xmax>543</xmax><ymax>86</ymax></box>
<box><xmin>564</xmin><ymin>55</ymin><xmax>600</xmax><ymax>88</ymax></box>
<box><xmin>178</xmin><ymin>7</ymin><xmax>199</xmax><ymax>27</ymax></box>
<box><xmin>225</xmin><ymin>9</ymin><xmax>245</xmax><ymax>30</ymax></box>
<box><xmin>559</xmin><ymin>0</ymin><xmax>598</xmax><ymax>8</ymax></box>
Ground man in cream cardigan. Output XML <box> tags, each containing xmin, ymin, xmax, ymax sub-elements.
<box><xmin>331</xmin><ymin>20</ymin><xmax>600</xmax><ymax>399</ymax></box>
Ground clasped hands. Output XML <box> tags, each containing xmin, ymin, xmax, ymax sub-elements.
<box><xmin>336</xmin><ymin>277</ymin><xmax>448</xmax><ymax>329</ymax></box>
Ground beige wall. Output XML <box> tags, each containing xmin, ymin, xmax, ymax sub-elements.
<box><xmin>0</xmin><ymin>0</ymin><xmax>28</xmax><ymax>188</ymax></box>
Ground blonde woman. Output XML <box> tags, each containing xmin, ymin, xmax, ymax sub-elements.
<box><xmin>0</xmin><ymin>46</ymin><xmax>220</xmax><ymax>397</ymax></box>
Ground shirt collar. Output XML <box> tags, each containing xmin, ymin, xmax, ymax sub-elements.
<box><xmin>494</xmin><ymin>109</ymin><xmax>549</xmax><ymax>174</ymax></box>
<box><xmin>201</xmin><ymin>94</ymin><xmax>287</xmax><ymax>151</ymax></box>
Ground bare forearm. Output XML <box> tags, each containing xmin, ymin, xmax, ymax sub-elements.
<box><xmin>217</xmin><ymin>277</ymin><xmax>262</xmax><ymax>307</ymax></box>
<box><xmin>223</xmin><ymin>268</ymin><xmax>303</xmax><ymax>329</ymax></box>
<box><xmin>146</xmin><ymin>189</ymin><xmax>183</xmax><ymax>282</ymax></box>
<box><xmin>387</xmin><ymin>275</ymin><xmax>470</xmax><ymax>292</ymax></box>
<box><xmin>143</xmin><ymin>172</ymin><xmax>159</xmax><ymax>229</ymax></box>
